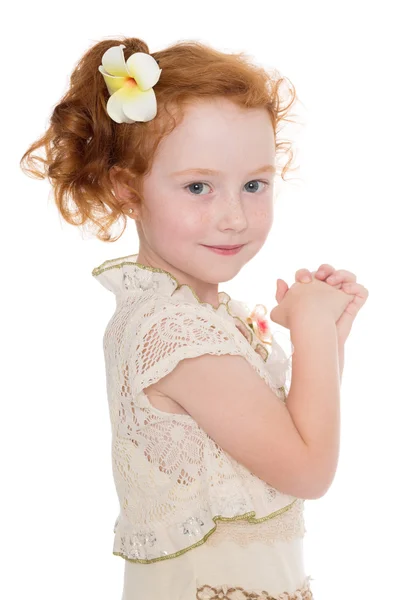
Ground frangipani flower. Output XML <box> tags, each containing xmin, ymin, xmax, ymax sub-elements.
<box><xmin>98</xmin><ymin>44</ymin><xmax>162</xmax><ymax>124</ymax></box>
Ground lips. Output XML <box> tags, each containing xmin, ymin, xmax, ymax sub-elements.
<box><xmin>206</xmin><ymin>245</ymin><xmax>243</xmax><ymax>249</ymax></box>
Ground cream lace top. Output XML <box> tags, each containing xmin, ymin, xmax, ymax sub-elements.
<box><xmin>92</xmin><ymin>252</ymin><xmax>306</xmax><ymax>569</ymax></box>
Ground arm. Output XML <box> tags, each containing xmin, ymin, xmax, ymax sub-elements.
<box><xmin>285</xmin><ymin>310</ymin><xmax>341</xmax><ymax>497</ymax></box>
<box><xmin>338</xmin><ymin>343</ymin><xmax>345</xmax><ymax>386</ymax></box>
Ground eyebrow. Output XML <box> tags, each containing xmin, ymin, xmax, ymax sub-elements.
<box><xmin>171</xmin><ymin>164</ymin><xmax>277</xmax><ymax>177</ymax></box>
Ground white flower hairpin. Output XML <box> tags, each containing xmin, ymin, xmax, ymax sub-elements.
<box><xmin>98</xmin><ymin>44</ymin><xmax>162</xmax><ymax>124</ymax></box>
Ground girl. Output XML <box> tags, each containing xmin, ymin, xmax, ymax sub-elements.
<box><xmin>20</xmin><ymin>37</ymin><xmax>368</xmax><ymax>600</ymax></box>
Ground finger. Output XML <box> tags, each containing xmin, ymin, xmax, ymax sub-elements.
<box><xmin>295</xmin><ymin>268</ymin><xmax>313</xmax><ymax>283</ymax></box>
<box><xmin>341</xmin><ymin>282</ymin><xmax>368</xmax><ymax>297</ymax></box>
<box><xmin>314</xmin><ymin>264</ymin><xmax>336</xmax><ymax>279</ymax></box>
<box><xmin>295</xmin><ymin>268</ymin><xmax>311</xmax><ymax>278</ymax></box>
<box><xmin>300</xmin><ymin>268</ymin><xmax>338</xmax><ymax>286</ymax></box>
<box><xmin>276</xmin><ymin>279</ymin><xmax>289</xmax><ymax>303</ymax></box>
<box><xmin>341</xmin><ymin>283</ymin><xmax>369</xmax><ymax>312</ymax></box>
<box><xmin>326</xmin><ymin>270</ymin><xmax>357</xmax><ymax>284</ymax></box>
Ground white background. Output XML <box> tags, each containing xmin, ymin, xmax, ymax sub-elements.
<box><xmin>2</xmin><ymin>1</ymin><xmax>398</xmax><ymax>598</ymax></box>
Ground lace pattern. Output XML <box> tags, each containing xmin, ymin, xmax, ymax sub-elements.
<box><xmin>129</xmin><ymin>295</ymin><xmax>289</xmax><ymax>403</ymax></box>
<box><xmin>108</xmin><ymin>295</ymin><xmax>302</xmax><ymax>562</ymax></box>
<box><xmin>204</xmin><ymin>499</ymin><xmax>305</xmax><ymax>548</ymax></box>
<box><xmin>196</xmin><ymin>576</ymin><xmax>314</xmax><ymax>599</ymax></box>
<box><xmin>93</xmin><ymin>254</ymin><xmax>300</xmax><ymax>564</ymax></box>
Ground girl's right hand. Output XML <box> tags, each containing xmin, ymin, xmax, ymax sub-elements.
<box><xmin>269</xmin><ymin>270</ymin><xmax>356</xmax><ymax>329</ymax></box>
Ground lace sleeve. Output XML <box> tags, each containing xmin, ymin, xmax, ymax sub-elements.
<box><xmin>126</xmin><ymin>298</ymin><xmax>272</xmax><ymax>400</ymax></box>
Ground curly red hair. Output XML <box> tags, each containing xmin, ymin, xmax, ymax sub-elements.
<box><xmin>20</xmin><ymin>37</ymin><xmax>301</xmax><ymax>242</ymax></box>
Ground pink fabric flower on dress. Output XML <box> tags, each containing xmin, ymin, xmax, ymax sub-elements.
<box><xmin>247</xmin><ymin>304</ymin><xmax>271</xmax><ymax>343</ymax></box>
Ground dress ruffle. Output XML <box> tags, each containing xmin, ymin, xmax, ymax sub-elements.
<box><xmin>113</xmin><ymin>496</ymin><xmax>303</xmax><ymax>563</ymax></box>
<box><xmin>92</xmin><ymin>252</ymin><xmax>293</xmax><ymax>395</ymax></box>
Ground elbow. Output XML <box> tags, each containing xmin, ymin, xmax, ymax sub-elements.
<box><xmin>294</xmin><ymin>482</ymin><xmax>332</xmax><ymax>501</ymax></box>
<box><xmin>314</xmin><ymin>479</ymin><xmax>334</xmax><ymax>499</ymax></box>
<box><xmin>306</xmin><ymin>451</ymin><xmax>339</xmax><ymax>499</ymax></box>
<box><xmin>306</xmin><ymin>473</ymin><xmax>336</xmax><ymax>499</ymax></box>
<box><xmin>291</xmin><ymin>467</ymin><xmax>336</xmax><ymax>500</ymax></box>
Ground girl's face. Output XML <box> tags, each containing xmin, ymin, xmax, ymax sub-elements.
<box><xmin>134</xmin><ymin>97</ymin><xmax>276</xmax><ymax>307</ymax></box>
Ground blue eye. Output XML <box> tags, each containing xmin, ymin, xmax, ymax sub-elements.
<box><xmin>186</xmin><ymin>182</ymin><xmax>211</xmax><ymax>195</ymax></box>
<box><xmin>244</xmin><ymin>180</ymin><xmax>270</xmax><ymax>193</ymax></box>
<box><xmin>185</xmin><ymin>180</ymin><xmax>270</xmax><ymax>196</ymax></box>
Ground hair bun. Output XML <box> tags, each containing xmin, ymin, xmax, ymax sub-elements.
<box><xmin>124</xmin><ymin>37</ymin><xmax>150</xmax><ymax>56</ymax></box>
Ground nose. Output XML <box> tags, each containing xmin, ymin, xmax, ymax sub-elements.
<box><xmin>218</xmin><ymin>195</ymin><xmax>248</xmax><ymax>231</ymax></box>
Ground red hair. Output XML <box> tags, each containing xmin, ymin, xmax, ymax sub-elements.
<box><xmin>20</xmin><ymin>37</ymin><xmax>301</xmax><ymax>242</ymax></box>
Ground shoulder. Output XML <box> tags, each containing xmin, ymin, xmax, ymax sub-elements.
<box><xmin>134</xmin><ymin>296</ymin><xmax>234</xmax><ymax>335</ymax></box>
<box><xmin>137</xmin><ymin>298</ymin><xmax>237</xmax><ymax>351</ymax></box>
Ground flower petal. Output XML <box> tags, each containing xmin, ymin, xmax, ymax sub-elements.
<box><xmin>98</xmin><ymin>66</ymin><xmax>130</xmax><ymax>96</ymax></box>
<box><xmin>106</xmin><ymin>82</ymin><xmax>136</xmax><ymax>124</ymax></box>
<box><xmin>121</xmin><ymin>83</ymin><xmax>157</xmax><ymax>122</ymax></box>
<box><xmin>101</xmin><ymin>44</ymin><xmax>130</xmax><ymax>77</ymax></box>
<box><xmin>251</xmin><ymin>304</ymin><xmax>268</xmax><ymax>320</ymax></box>
<box><xmin>125</xmin><ymin>52</ymin><xmax>162</xmax><ymax>91</ymax></box>
<box><xmin>107</xmin><ymin>81</ymin><xmax>157</xmax><ymax>123</ymax></box>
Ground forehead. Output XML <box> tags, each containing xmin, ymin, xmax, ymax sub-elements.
<box><xmin>155</xmin><ymin>98</ymin><xmax>275</xmax><ymax>169</ymax></box>
<box><xmin>176</xmin><ymin>98</ymin><xmax>273</xmax><ymax>140</ymax></box>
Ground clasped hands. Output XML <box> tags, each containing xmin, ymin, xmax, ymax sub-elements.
<box><xmin>278</xmin><ymin>264</ymin><xmax>369</xmax><ymax>346</ymax></box>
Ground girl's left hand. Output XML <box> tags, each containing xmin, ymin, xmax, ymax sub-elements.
<box><xmin>295</xmin><ymin>264</ymin><xmax>369</xmax><ymax>345</ymax></box>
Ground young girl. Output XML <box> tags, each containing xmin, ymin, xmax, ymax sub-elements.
<box><xmin>20</xmin><ymin>36</ymin><xmax>368</xmax><ymax>600</ymax></box>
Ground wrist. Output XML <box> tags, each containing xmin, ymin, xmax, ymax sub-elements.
<box><xmin>288</xmin><ymin>306</ymin><xmax>336</xmax><ymax>330</ymax></box>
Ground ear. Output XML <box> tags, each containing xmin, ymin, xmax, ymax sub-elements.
<box><xmin>109</xmin><ymin>166</ymin><xmax>142</xmax><ymax>219</ymax></box>
<box><xmin>109</xmin><ymin>166</ymin><xmax>136</xmax><ymax>202</ymax></box>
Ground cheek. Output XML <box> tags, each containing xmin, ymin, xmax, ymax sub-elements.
<box><xmin>252</xmin><ymin>206</ymin><xmax>273</xmax><ymax>230</ymax></box>
<box><xmin>180</xmin><ymin>205</ymin><xmax>212</xmax><ymax>229</ymax></box>
<box><xmin>198</xmin><ymin>212</ymin><xmax>212</xmax><ymax>225</ymax></box>
<box><xmin>255</xmin><ymin>208</ymin><xmax>268</xmax><ymax>219</ymax></box>
<box><xmin>152</xmin><ymin>205</ymin><xmax>205</xmax><ymax>239</ymax></box>
<box><xmin>179</xmin><ymin>213</ymin><xmax>210</xmax><ymax>238</ymax></box>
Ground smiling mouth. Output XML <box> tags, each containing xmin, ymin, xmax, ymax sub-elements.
<box><xmin>204</xmin><ymin>244</ymin><xmax>244</xmax><ymax>249</ymax></box>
